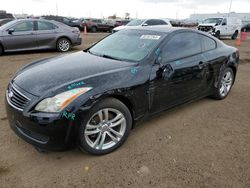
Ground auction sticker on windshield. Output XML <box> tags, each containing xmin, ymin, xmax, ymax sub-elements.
<box><xmin>140</xmin><ymin>35</ymin><xmax>161</xmax><ymax>40</ymax></box>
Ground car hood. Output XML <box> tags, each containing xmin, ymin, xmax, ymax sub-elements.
<box><xmin>13</xmin><ymin>51</ymin><xmax>133</xmax><ymax>96</ymax></box>
<box><xmin>199</xmin><ymin>23</ymin><xmax>216</xmax><ymax>27</ymax></box>
<box><xmin>113</xmin><ymin>25</ymin><xmax>129</xmax><ymax>31</ymax></box>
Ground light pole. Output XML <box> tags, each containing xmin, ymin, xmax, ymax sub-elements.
<box><xmin>228</xmin><ymin>0</ymin><xmax>233</xmax><ymax>16</ymax></box>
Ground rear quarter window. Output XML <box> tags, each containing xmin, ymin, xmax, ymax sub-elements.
<box><xmin>201</xmin><ymin>35</ymin><xmax>217</xmax><ymax>52</ymax></box>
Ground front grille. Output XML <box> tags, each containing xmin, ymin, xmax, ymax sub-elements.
<box><xmin>6</xmin><ymin>84</ymin><xmax>30</xmax><ymax>111</ymax></box>
<box><xmin>198</xmin><ymin>26</ymin><xmax>213</xmax><ymax>32</ymax></box>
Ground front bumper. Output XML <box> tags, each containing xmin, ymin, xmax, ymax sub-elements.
<box><xmin>72</xmin><ymin>37</ymin><xmax>82</xmax><ymax>46</ymax></box>
<box><xmin>5</xmin><ymin>97</ymin><xmax>76</xmax><ymax>151</ymax></box>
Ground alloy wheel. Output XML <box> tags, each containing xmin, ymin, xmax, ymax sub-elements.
<box><xmin>219</xmin><ymin>71</ymin><xmax>233</xmax><ymax>97</ymax></box>
<box><xmin>58</xmin><ymin>40</ymin><xmax>70</xmax><ymax>52</ymax></box>
<box><xmin>84</xmin><ymin>108</ymin><xmax>126</xmax><ymax>150</ymax></box>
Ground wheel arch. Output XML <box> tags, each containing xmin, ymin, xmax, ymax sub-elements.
<box><xmin>78</xmin><ymin>94</ymin><xmax>136</xmax><ymax>128</ymax></box>
<box><xmin>56</xmin><ymin>36</ymin><xmax>73</xmax><ymax>46</ymax></box>
<box><xmin>228</xmin><ymin>65</ymin><xmax>237</xmax><ymax>84</ymax></box>
<box><xmin>0</xmin><ymin>41</ymin><xmax>4</xmax><ymax>52</ymax></box>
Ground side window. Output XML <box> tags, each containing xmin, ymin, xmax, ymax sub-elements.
<box><xmin>63</xmin><ymin>18</ymin><xmax>70</xmax><ymax>23</ymax></box>
<box><xmin>37</xmin><ymin>21</ymin><xmax>56</xmax><ymax>30</ymax></box>
<box><xmin>12</xmin><ymin>21</ymin><xmax>34</xmax><ymax>32</ymax></box>
<box><xmin>93</xmin><ymin>19</ymin><xmax>101</xmax><ymax>23</ymax></box>
<box><xmin>201</xmin><ymin>35</ymin><xmax>216</xmax><ymax>52</ymax></box>
<box><xmin>145</xmin><ymin>19</ymin><xmax>158</xmax><ymax>26</ymax></box>
<box><xmin>157</xmin><ymin>20</ymin><xmax>168</xmax><ymax>25</ymax></box>
<box><xmin>162</xmin><ymin>32</ymin><xmax>202</xmax><ymax>62</ymax></box>
<box><xmin>221</xmin><ymin>19</ymin><xmax>227</xmax><ymax>25</ymax></box>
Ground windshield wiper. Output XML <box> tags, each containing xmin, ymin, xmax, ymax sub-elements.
<box><xmin>88</xmin><ymin>50</ymin><xmax>123</xmax><ymax>61</ymax></box>
<box><xmin>102</xmin><ymin>54</ymin><xmax>122</xmax><ymax>61</ymax></box>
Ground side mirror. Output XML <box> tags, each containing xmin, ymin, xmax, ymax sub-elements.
<box><xmin>142</xmin><ymin>23</ymin><xmax>148</xmax><ymax>26</ymax></box>
<box><xmin>162</xmin><ymin>64</ymin><xmax>174</xmax><ymax>81</ymax></box>
<box><xmin>8</xmin><ymin>28</ymin><xmax>14</xmax><ymax>34</ymax></box>
<box><xmin>222</xmin><ymin>23</ymin><xmax>226</xmax><ymax>26</ymax></box>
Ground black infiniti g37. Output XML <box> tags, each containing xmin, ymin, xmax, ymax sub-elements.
<box><xmin>5</xmin><ymin>27</ymin><xmax>239</xmax><ymax>155</ymax></box>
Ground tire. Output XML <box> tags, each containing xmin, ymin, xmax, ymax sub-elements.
<box><xmin>215</xmin><ymin>31</ymin><xmax>220</xmax><ymax>39</ymax></box>
<box><xmin>0</xmin><ymin>45</ymin><xmax>3</xmax><ymax>56</ymax></box>
<box><xmin>211</xmin><ymin>67</ymin><xmax>234</xmax><ymax>100</ymax></box>
<box><xmin>91</xmin><ymin>26</ymin><xmax>97</xmax><ymax>33</ymax></box>
<box><xmin>56</xmin><ymin>38</ymin><xmax>71</xmax><ymax>52</ymax></box>
<box><xmin>231</xmin><ymin>30</ymin><xmax>238</xmax><ymax>40</ymax></box>
<box><xmin>78</xmin><ymin>98</ymin><xmax>132</xmax><ymax>155</ymax></box>
<box><xmin>109</xmin><ymin>27</ymin><xmax>113</xmax><ymax>33</ymax></box>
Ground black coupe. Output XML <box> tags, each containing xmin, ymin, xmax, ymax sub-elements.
<box><xmin>5</xmin><ymin>27</ymin><xmax>239</xmax><ymax>155</ymax></box>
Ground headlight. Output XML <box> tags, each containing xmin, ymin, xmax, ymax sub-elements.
<box><xmin>35</xmin><ymin>87</ymin><xmax>92</xmax><ymax>112</ymax></box>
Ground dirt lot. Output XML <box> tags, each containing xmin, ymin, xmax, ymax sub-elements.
<box><xmin>0</xmin><ymin>33</ymin><xmax>250</xmax><ymax>188</ymax></box>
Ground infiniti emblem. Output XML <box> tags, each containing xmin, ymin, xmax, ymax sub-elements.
<box><xmin>8</xmin><ymin>90</ymin><xmax>14</xmax><ymax>98</ymax></box>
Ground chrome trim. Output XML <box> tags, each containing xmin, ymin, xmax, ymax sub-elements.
<box><xmin>6</xmin><ymin>84</ymin><xmax>31</xmax><ymax>112</ymax></box>
<box><xmin>9</xmin><ymin>84</ymin><xmax>30</xmax><ymax>100</ymax></box>
<box><xmin>6</xmin><ymin>90</ymin><xmax>24</xmax><ymax>111</ymax></box>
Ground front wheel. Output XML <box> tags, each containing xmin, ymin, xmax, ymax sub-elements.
<box><xmin>0</xmin><ymin>45</ymin><xmax>3</xmax><ymax>56</ymax></box>
<box><xmin>78</xmin><ymin>98</ymin><xmax>132</xmax><ymax>155</ymax></box>
<box><xmin>212</xmin><ymin>67</ymin><xmax>234</xmax><ymax>100</ymax></box>
<box><xmin>215</xmin><ymin>31</ymin><xmax>220</xmax><ymax>39</ymax></box>
<box><xmin>231</xmin><ymin>31</ymin><xmax>238</xmax><ymax>40</ymax></box>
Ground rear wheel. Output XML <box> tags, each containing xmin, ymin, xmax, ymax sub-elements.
<box><xmin>91</xmin><ymin>26</ymin><xmax>97</xmax><ymax>32</ymax></box>
<box><xmin>231</xmin><ymin>30</ymin><xmax>238</xmax><ymax>40</ymax></box>
<box><xmin>78</xmin><ymin>98</ymin><xmax>132</xmax><ymax>155</ymax></box>
<box><xmin>212</xmin><ymin>67</ymin><xmax>234</xmax><ymax>100</ymax></box>
<box><xmin>57</xmin><ymin>38</ymin><xmax>71</xmax><ymax>52</ymax></box>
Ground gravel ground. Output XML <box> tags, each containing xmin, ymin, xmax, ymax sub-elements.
<box><xmin>0</xmin><ymin>33</ymin><xmax>250</xmax><ymax>188</ymax></box>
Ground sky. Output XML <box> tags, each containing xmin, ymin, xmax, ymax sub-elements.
<box><xmin>1</xmin><ymin>0</ymin><xmax>250</xmax><ymax>19</ymax></box>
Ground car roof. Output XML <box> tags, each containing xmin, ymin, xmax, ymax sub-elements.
<box><xmin>122</xmin><ymin>26</ymin><xmax>221</xmax><ymax>40</ymax></box>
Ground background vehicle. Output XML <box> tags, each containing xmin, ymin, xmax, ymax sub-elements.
<box><xmin>114</xmin><ymin>19</ymin><xmax>130</xmax><ymax>27</ymax></box>
<box><xmin>42</xmin><ymin>15</ymin><xmax>84</xmax><ymax>31</ymax></box>
<box><xmin>241</xmin><ymin>23</ymin><xmax>250</xmax><ymax>32</ymax></box>
<box><xmin>198</xmin><ymin>17</ymin><xmax>242</xmax><ymax>39</ymax></box>
<box><xmin>0</xmin><ymin>18</ymin><xmax>15</xmax><ymax>26</ymax></box>
<box><xmin>80</xmin><ymin>18</ymin><xmax>114</xmax><ymax>32</ymax></box>
<box><xmin>0</xmin><ymin>19</ymin><xmax>81</xmax><ymax>55</ymax></box>
<box><xmin>0</xmin><ymin>11</ymin><xmax>14</xmax><ymax>19</ymax></box>
<box><xmin>5</xmin><ymin>27</ymin><xmax>239</xmax><ymax>155</ymax></box>
<box><xmin>113</xmin><ymin>18</ymin><xmax>172</xmax><ymax>32</ymax></box>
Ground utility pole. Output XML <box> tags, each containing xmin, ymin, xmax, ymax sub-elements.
<box><xmin>228</xmin><ymin>0</ymin><xmax>233</xmax><ymax>17</ymax></box>
<box><xmin>56</xmin><ymin>2</ymin><xmax>58</xmax><ymax>16</ymax></box>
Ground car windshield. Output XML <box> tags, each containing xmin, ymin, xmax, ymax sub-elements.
<box><xmin>88</xmin><ymin>30</ymin><xmax>165</xmax><ymax>62</ymax></box>
<box><xmin>203</xmin><ymin>18</ymin><xmax>223</xmax><ymax>25</ymax></box>
<box><xmin>0</xmin><ymin>19</ymin><xmax>16</xmax><ymax>29</ymax></box>
<box><xmin>127</xmin><ymin>19</ymin><xmax>145</xmax><ymax>26</ymax></box>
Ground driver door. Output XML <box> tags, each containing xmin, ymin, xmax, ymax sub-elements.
<box><xmin>2</xmin><ymin>20</ymin><xmax>37</xmax><ymax>51</ymax></box>
<box><xmin>149</xmin><ymin>32</ymin><xmax>208</xmax><ymax>114</ymax></box>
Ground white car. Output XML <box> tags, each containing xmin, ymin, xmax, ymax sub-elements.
<box><xmin>113</xmin><ymin>18</ymin><xmax>172</xmax><ymax>32</ymax></box>
<box><xmin>198</xmin><ymin>17</ymin><xmax>242</xmax><ymax>40</ymax></box>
